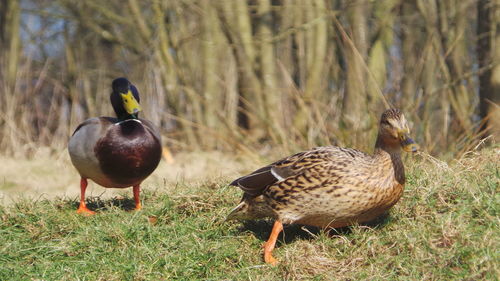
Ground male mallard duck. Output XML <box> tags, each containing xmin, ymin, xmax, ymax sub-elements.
<box><xmin>228</xmin><ymin>109</ymin><xmax>419</xmax><ymax>265</ymax></box>
<box><xmin>68</xmin><ymin>78</ymin><xmax>162</xmax><ymax>215</ymax></box>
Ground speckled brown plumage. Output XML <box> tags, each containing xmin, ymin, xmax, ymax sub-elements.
<box><xmin>228</xmin><ymin>108</ymin><xmax>418</xmax><ymax>265</ymax></box>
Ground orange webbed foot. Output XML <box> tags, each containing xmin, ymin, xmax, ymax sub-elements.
<box><xmin>77</xmin><ymin>178</ymin><xmax>94</xmax><ymax>215</ymax></box>
<box><xmin>134</xmin><ymin>203</ymin><xmax>142</xmax><ymax>211</ymax></box>
<box><xmin>263</xmin><ymin>242</ymin><xmax>279</xmax><ymax>266</ymax></box>
<box><xmin>76</xmin><ymin>206</ymin><xmax>96</xmax><ymax>216</ymax></box>
<box><xmin>262</xmin><ymin>220</ymin><xmax>283</xmax><ymax>266</ymax></box>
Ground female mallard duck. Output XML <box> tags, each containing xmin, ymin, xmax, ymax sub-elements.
<box><xmin>228</xmin><ymin>109</ymin><xmax>419</xmax><ymax>265</ymax></box>
<box><xmin>68</xmin><ymin>77</ymin><xmax>162</xmax><ymax>215</ymax></box>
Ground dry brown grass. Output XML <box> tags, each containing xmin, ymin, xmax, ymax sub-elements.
<box><xmin>2</xmin><ymin>0</ymin><xmax>498</xmax><ymax>159</ymax></box>
<box><xmin>0</xmin><ymin>149</ymin><xmax>250</xmax><ymax>205</ymax></box>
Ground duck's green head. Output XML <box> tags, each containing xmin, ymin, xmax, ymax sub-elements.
<box><xmin>111</xmin><ymin>77</ymin><xmax>142</xmax><ymax>120</ymax></box>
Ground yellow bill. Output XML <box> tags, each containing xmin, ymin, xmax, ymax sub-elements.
<box><xmin>399</xmin><ymin>132</ymin><xmax>419</xmax><ymax>153</ymax></box>
<box><xmin>120</xmin><ymin>90</ymin><xmax>142</xmax><ymax>115</ymax></box>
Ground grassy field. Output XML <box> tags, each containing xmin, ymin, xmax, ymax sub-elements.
<box><xmin>0</xmin><ymin>148</ymin><xmax>498</xmax><ymax>280</ymax></box>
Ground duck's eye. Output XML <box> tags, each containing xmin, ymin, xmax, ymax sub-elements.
<box><xmin>381</xmin><ymin>120</ymin><xmax>390</xmax><ymax>126</ymax></box>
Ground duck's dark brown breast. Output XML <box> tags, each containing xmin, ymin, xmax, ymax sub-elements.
<box><xmin>94</xmin><ymin>120</ymin><xmax>162</xmax><ymax>187</ymax></box>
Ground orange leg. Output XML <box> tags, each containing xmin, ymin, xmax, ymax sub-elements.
<box><xmin>263</xmin><ymin>220</ymin><xmax>283</xmax><ymax>266</ymax></box>
<box><xmin>76</xmin><ymin>178</ymin><xmax>95</xmax><ymax>215</ymax></box>
<box><xmin>133</xmin><ymin>185</ymin><xmax>142</xmax><ymax>211</ymax></box>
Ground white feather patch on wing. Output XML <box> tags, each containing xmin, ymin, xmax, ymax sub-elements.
<box><xmin>270</xmin><ymin>167</ymin><xmax>285</xmax><ymax>181</ymax></box>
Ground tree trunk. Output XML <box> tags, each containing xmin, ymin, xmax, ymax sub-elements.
<box><xmin>437</xmin><ymin>0</ymin><xmax>472</xmax><ymax>132</ymax></box>
<box><xmin>257</xmin><ymin>0</ymin><xmax>282</xmax><ymax>142</ymax></box>
<box><xmin>201</xmin><ymin>0</ymin><xmax>220</xmax><ymax>132</ymax></box>
<box><xmin>218</xmin><ymin>1</ymin><xmax>263</xmax><ymax>133</ymax></box>
<box><xmin>0</xmin><ymin>0</ymin><xmax>20</xmax><ymax>88</ymax></box>
<box><xmin>0</xmin><ymin>0</ymin><xmax>21</xmax><ymax>152</ymax></box>
<box><xmin>400</xmin><ymin>0</ymin><xmax>422</xmax><ymax>112</ymax></box>
<box><xmin>477</xmin><ymin>0</ymin><xmax>499</xmax><ymax>140</ymax></box>
<box><xmin>342</xmin><ymin>0</ymin><xmax>368</xmax><ymax>130</ymax></box>
<box><xmin>368</xmin><ymin>0</ymin><xmax>398</xmax><ymax>109</ymax></box>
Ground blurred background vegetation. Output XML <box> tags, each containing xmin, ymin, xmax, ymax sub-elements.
<box><xmin>0</xmin><ymin>0</ymin><xmax>498</xmax><ymax>158</ymax></box>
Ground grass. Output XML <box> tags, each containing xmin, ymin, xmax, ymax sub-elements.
<box><xmin>0</xmin><ymin>148</ymin><xmax>498</xmax><ymax>280</ymax></box>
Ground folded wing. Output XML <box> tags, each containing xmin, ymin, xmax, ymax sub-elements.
<box><xmin>230</xmin><ymin>147</ymin><xmax>337</xmax><ymax>196</ymax></box>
